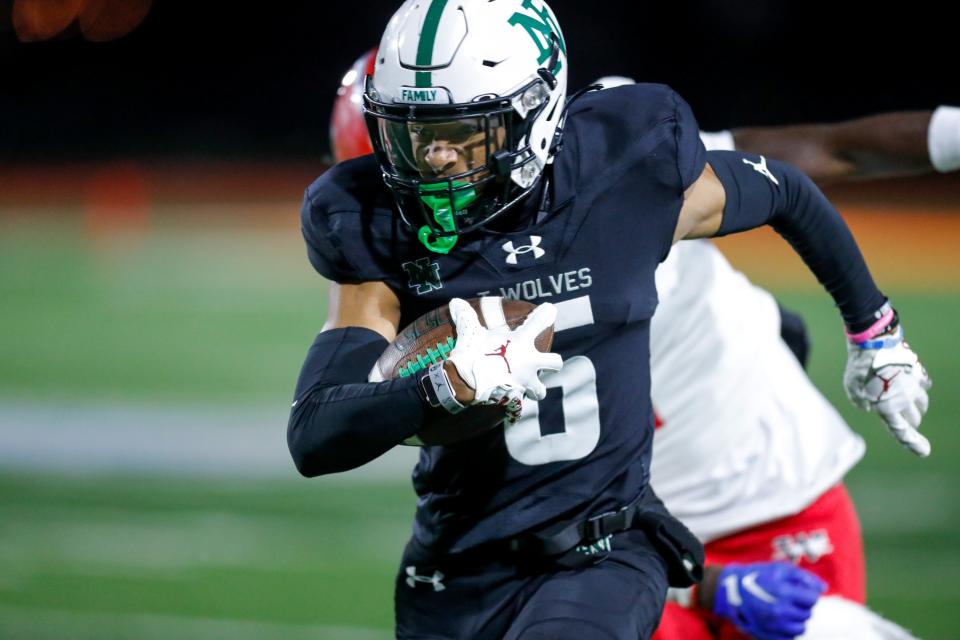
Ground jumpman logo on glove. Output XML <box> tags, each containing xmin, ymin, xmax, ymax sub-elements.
<box><xmin>485</xmin><ymin>341</ymin><xmax>512</xmax><ymax>373</ymax></box>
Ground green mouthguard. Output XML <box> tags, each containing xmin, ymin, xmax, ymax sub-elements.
<box><xmin>417</xmin><ymin>181</ymin><xmax>477</xmax><ymax>254</ymax></box>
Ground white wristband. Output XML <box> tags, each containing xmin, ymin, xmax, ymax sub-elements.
<box><xmin>666</xmin><ymin>586</ymin><xmax>695</xmax><ymax>608</ymax></box>
<box><xmin>699</xmin><ymin>130</ymin><xmax>736</xmax><ymax>152</ymax></box>
<box><xmin>424</xmin><ymin>362</ymin><xmax>465</xmax><ymax>414</ymax></box>
<box><xmin>927</xmin><ymin>106</ymin><xmax>960</xmax><ymax>172</ymax></box>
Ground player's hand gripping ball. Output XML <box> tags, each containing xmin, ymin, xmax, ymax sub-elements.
<box><xmin>370</xmin><ymin>297</ymin><xmax>560</xmax><ymax>446</ymax></box>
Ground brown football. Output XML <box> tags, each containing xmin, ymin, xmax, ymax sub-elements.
<box><xmin>370</xmin><ymin>297</ymin><xmax>554</xmax><ymax>446</ymax></box>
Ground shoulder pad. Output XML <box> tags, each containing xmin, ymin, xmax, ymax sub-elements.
<box><xmin>558</xmin><ymin>83</ymin><xmax>705</xmax><ymax>195</ymax></box>
<box><xmin>300</xmin><ymin>156</ymin><xmax>399</xmax><ymax>283</ymax></box>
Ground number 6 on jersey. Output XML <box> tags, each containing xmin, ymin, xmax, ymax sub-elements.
<box><xmin>506</xmin><ymin>295</ymin><xmax>601</xmax><ymax>465</ymax></box>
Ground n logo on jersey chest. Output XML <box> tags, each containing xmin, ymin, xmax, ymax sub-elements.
<box><xmin>403</xmin><ymin>257</ymin><xmax>442</xmax><ymax>295</ymax></box>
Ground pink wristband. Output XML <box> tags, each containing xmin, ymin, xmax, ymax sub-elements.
<box><xmin>845</xmin><ymin>307</ymin><xmax>894</xmax><ymax>344</ymax></box>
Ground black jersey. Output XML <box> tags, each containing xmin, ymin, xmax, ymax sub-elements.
<box><xmin>301</xmin><ymin>83</ymin><xmax>706</xmax><ymax>553</ymax></box>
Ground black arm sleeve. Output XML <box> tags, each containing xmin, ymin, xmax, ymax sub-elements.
<box><xmin>708</xmin><ymin>150</ymin><xmax>887</xmax><ymax>333</ymax></box>
<box><xmin>287</xmin><ymin>327</ymin><xmax>425</xmax><ymax>477</ymax></box>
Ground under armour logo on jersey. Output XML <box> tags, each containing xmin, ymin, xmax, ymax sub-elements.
<box><xmin>772</xmin><ymin>530</ymin><xmax>834</xmax><ymax>564</ymax></box>
<box><xmin>742</xmin><ymin>155</ymin><xmax>780</xmax><ymax>185</ymax></box>
<box><xmin>405</xmin><ymin>566</ymin><xmax>445</xmax><ymax>591</ymax></box>
<box><xmin>402</xmin><ymin>258</ymin><xmax>442</xmax><ymax>295</ymax></box>
<box><xmin>502</xmin><ymin>236</ymin><xmax>545</xmax><ymax>265</ymax></box>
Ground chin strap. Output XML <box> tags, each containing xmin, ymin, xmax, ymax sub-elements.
<box><xmin>418</xmin><ymin>226</ymin><xmax>458</xmax><ymax>254</ymax></box>
<box><xmin>417</xmin><ymin>181</ymin><xmax>476</xmax><ymax>254</ymax></box>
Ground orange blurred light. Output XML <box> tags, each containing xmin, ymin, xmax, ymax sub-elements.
<box><xmin>78</xmin><ymin>0</ymin><xmax>152</xmax><ymax>42</ymax></box>
<box><xmin>13</xmin><ymin>0</ymin><xmax>81</xmax><ymax>42</ymax></box>
<box><xmin>12</xmin><ymin>0</ymin><xmax>153</xmax><ymax>42</ymax></box>
<box><xmin>84</xmin><ymin>163</ymin><xmax>151</xmax><ymax>246</ymax></box>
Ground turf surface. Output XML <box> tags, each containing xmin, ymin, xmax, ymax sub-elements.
<box><xmin>1</xmin><ymin>217</ymin><xmax>957</xmax><ymax>638</ymax></box>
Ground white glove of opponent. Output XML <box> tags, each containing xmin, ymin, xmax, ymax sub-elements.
<box><xmin>447</xmin><ymin>298</ymin><xmax>563</xmax><ymax>405</ymax></box>
<box><xmin>844</xmin><ymin>325</ymin><xmax>932</xmax><ymax>457</ymax></box>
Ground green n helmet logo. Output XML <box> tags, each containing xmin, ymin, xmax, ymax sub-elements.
<box><xmin>508</xmin><ymin>0</ymin><xmax>567</xmax><ymax>73</ymax></box>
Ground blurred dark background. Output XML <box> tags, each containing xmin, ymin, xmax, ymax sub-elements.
<box><xmin>2</xmin><ymin>0</ymin><xmax>955</xmax><ymax>162</ymax></box>
<box><xmin>2</xmin><ymin>4</ymin><xmax>959</xmax><ymax>638</ymax></box>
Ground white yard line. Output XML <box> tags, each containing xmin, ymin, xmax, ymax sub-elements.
<box><xmin>0</xmin><ymin>403</ymin><xmax>953</xmax><ymax>533</ymax></box>
<box><xmin>0</xmin><ymin>402</ymin><xmax>418</xmax><ymax>481</ymax></box>
<box><xmin>0</xmin><ymin>605</ymin><xmax>390</xmax><ymax>640</ymax></box>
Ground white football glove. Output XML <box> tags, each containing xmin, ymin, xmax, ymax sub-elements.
<box><xmin>447</xmin><ymin>298</ymin><xmax>563</xmax><ymax>404</ymax></box>
<box><xmin>844</xmin><ymin>326</ymin><xmax>932</xmax><ymax>457</ymax></box>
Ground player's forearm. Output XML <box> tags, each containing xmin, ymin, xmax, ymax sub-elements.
<box><xmin>728</xmin><ymin>107</ymin><xmax>960</xmax><ymax>183</ymax></box>
<box><xmin>665</xmin><ymin>564</ymin><xmax>720</xmax><ymax>612</ymax></box>
<box><xmin>696</xmin><ymin>565</ymin><xmax>721</xmax><ymax>610</ymax></box>
<box><xmin>288</xmin><ymin>379</ymin><xmax>424</xmax><ymax>476</ymax></box>
<box><xmin>731</xmin><ymin>114</ymin><xmax>932</xmax><ymax>183</ymax></box>
<box><xmin>287</xmin><ymin>327</ymin><xmax>424</xmax><ymax>477</ymax></box>
<box><xmin>708</xmin><ymin>150</ymin><xmax>886</xmax><ymax>333</ymax></box>
<box><xmin>814</xmin><ymin>111</ymin><xmax>932</xmax><ymax>180</ymax></box>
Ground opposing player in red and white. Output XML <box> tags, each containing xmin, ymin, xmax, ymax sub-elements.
<box><xmin>330</xmin><ymin>52</ymin><xmax>953</xmax><ymax>639</ymax></box>
<box><xmin>590</xmin><ymin>76</ymin><xmax>953</xmax><ymax>640</ymax></box>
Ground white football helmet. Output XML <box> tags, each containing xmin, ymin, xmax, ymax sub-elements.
<box><xmin>363</xmin><ymin>0</ymin><xmax>568</xmax><ymax>253</ymax></box>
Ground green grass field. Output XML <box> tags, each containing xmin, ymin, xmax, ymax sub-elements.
<box><xmin>1</xmin><ymin>218</ymin><xmax>958</xmax><ymax>638</ymax></box>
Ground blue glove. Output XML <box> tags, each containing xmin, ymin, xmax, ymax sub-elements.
<box><xmin>713</xmin><ymin>562</ymin><xmax>827</xmax><ymax>640</ymax></box>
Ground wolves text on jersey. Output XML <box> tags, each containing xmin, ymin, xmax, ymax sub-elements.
<box><xmin>477</xmin><ymin>267</ymin><xmax>592</xmax><ymax>302</ymax></box>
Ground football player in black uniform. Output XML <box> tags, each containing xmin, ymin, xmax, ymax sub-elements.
<box><xmin>288</xmin><ymin>1</ymin><xmax>932</xmax><ymax>638</ymax></box>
